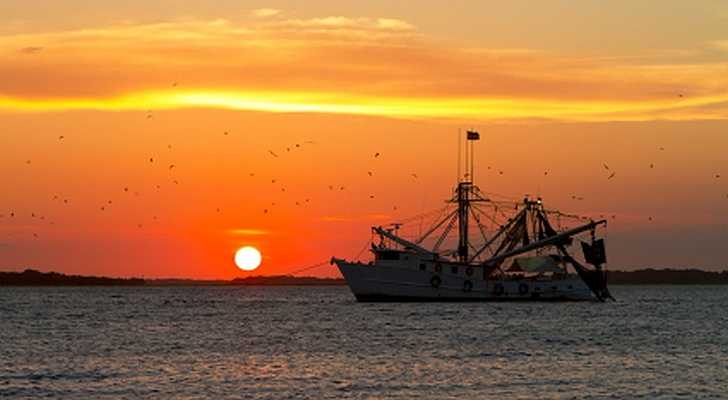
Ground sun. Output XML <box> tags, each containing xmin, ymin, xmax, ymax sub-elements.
<box><xmin>234</xmin><ymin>246</ymin><xmax>262</xmax><ymax>271</ymax></box>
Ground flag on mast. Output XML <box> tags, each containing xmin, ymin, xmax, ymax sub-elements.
<box><xmin>466</xmin><ymin>130</ymin><xmax>480</xmax><ymax>140</ymax></box>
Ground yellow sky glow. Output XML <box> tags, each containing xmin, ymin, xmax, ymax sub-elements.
<box><xmin>2</xmin><ymin>89</ymin><xmax>727</xmax><ymax>122</ymax></box>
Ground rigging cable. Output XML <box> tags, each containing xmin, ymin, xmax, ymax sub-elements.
<box><xmin>286</xmin><ymin>260</ymin><xmax>332</xmax><ymax>276</ymax></box>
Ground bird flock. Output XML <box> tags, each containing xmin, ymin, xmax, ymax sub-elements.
<box><xmin>2</xmin><ymin>127</ymin><xmax>726</xmax><ymax>242</ymax></box>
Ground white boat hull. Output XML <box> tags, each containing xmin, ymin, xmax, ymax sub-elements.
<box><xmin>333</xmin><ymin>258</ymin><xmax>596</xmax><ymax>302</ymax></box>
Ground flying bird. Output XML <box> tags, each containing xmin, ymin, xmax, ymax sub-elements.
<box><xmin>268</xmin><ymin>150</ymin><xmax>279</xmax><ymax>158</ymax></box>
<box><xmin>603</xmin><ymin>163</ymin><xmax>610</xmax><ymax>170</ymax></box>
<box><xmin>608</xmin><ymin>172</ymin><xmax>616</xmax><ymax>179</ymax></box>
<box><xmin>368</xmin><ymin>171</ymin><xmax>373</xmax><ymax>176</ymax></box>
<box><xmin>374</xmin><ymin>152</ymin><xmax>380</xmax><ymax>158</ymax></box>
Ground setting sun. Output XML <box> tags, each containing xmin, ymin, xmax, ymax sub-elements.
<box><xmin>234</xmin><ymin>246</ymin><xmax>262</xmax><ymax>271</ymax></box>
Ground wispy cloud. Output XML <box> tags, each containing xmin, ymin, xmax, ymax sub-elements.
<box><xmin>0</xmin><ymin>16</ymin><xmax>727</xmax><ymax>121</ymax></box>
<box><xmin>227</xmin><ymin>228</ymin><xmax>271</xmax><ymax>236</ymax></box>
<box><xmin>322</xmin><ymin>214</ymin><xmax>391</xmax><ymax>222</ymax></box>
<box><xmin>18</xmin><ymin>46</ymin><xmax>42</xmax><ymax>54</ymax></box>
<box><xmin>251</xmin><ymin>8</ymin><xmax>281</xmax><ymax>18</ymax></box>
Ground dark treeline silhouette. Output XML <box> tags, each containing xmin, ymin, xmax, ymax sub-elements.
<box><xmin>0</xmin><ymin>269</ymin><xmax>145</xmax><ymax>286</ymax></box>
<box><xmin>608</xmin><ymin>268</ymin><xmax>728</xmax><ymax>285</ymax></box>
<box><xmin>2</xmin><ymin>268</ymin><xmax>728</xmax><ymax>286</ymax></box>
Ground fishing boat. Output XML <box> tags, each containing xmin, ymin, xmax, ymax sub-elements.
<box><xmin>332</xmin><ymin>131</ymin><xmax>614</xmax><ymax>302</ymax></box>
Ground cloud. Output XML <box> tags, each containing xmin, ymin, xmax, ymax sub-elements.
<box><xmin>18</xmin><ymin>46</ymin><xmax>42</xmax><ymax>54</ymax></box>
<box><xmin>228</xmin><ymin>228</ymin><xmax>270</xmax><ymax>236</ymax></box>
<box><xmin>322</xmin><ymin>214</ymin><xmax>390</xmax><ymax>222</ymax></box>
<box><xmin>251</xmin><ymin>8</ymin><xmax>281</xmax><ymax>18</ymax></box>
<box><xmin>0</xmin><ymin>16</ymin><xmax>727</xmax><ymax>121</ymax></box>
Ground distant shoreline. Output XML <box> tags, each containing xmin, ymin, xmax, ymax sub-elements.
<box><xmin>1</xmin><ymin>268</ymin><xmax>727</xmax><ymax>286</ymax></box>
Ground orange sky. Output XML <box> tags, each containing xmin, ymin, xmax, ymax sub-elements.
<box><xmin>1</xmin><ymin>2</ymin><xmax>728</xmax><ymax>278</ymax></box>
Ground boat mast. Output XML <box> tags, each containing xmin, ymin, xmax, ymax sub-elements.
<box><xmin>457</xmin><ymin>181</ymin><xmax>470</xmax><ymax>262</ymax></box>
<box><xmin>457</xmin><ymin>130</ymin><xmax>480</xmax><ymax>263</ymax></box>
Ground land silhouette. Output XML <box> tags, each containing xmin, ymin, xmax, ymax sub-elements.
<box><xmin>1</xmin><ymin>268</ymin><xmax>727</xmax><ymax>286</ymax></box>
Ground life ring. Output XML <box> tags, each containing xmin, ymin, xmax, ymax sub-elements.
<box><xmin>493</xmin><ymin>283</ymin><xmax>504</xmax><ymax>296</ymax></box>
<box><xmin>465</xmin><ymin>267</ymin><xmax>474</xmax><ymax>277</ymax></box>
<box><xmin>463</xmin><ymin>280</ymin><xmax>473</xmax><ymax>292</ymax></box>
<box><xmin>434</xmin><ymin>263</ymin><xmax>442</xmax><ymax>273</ymax></box>
<box><xmin>430</xmin><ymin>275</ymin><xmax>442</xmax><ymax>289</ymax></box>
<box><xmin>518</xmin><ymin>283</ymin><xmax>529</xmax><ymax>295</ymax></box>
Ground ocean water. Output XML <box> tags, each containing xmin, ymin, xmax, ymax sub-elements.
<box><xmin>1</xmin><ymin>286</ymin><xmax>727</xmax><ymax>399</ymax></box>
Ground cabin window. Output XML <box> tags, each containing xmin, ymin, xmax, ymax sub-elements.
<box><xmin>419</xmin><ymin>263</ymin><xmax>426</xmax><ymax>271</ymax></box>
<box><xmin>451</xmin><ymin>266</ymin><xmax>458</xmax><ymax>274</ymax></box>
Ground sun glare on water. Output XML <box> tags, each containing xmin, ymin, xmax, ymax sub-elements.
<box><xmin>234</xmin><ymin>246</ymin><xmax>262</xmax><ymax>271</ymax></box>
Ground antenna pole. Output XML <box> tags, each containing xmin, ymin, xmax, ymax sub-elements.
<box><xmin>457</xmin><ymin>129</ymin><xmax>462</xmax><ymax>182</ymax></box>
<box><xmin>470</xmin><ymin>137</ymin><xmax>474</xmax><ymax>183</ymax></box>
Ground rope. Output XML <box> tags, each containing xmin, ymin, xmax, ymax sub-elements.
<box><xmin>286</xmin><ymin>260</ymin><xmax>331</xmax><ymax>276</ymax></box>
<box><xmin>354</xmin><ymin>238</ymin><xmax>372</xmax><ymax>261</ymax></box>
